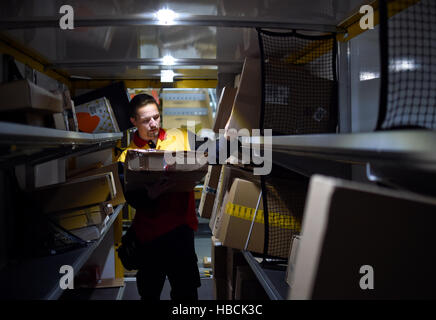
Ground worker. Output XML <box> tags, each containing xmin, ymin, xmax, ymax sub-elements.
<box><xmin>117</xmin><ymin>93</ymin><xmax>236</xmax><ymax>301</ymax></box>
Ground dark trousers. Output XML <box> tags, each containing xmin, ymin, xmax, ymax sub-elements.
<box><xmin>136</xmin><ymin>225</ymin><xmax>201</xmax><ymax>301</ymax></box>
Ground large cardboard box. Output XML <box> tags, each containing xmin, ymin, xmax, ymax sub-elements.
<box><xmin>51</xmin><ymin>203</ymin><xmax>113</xmax><ymax>231</ymax></box>
<box><xmin>216</xmin><ymin>175</ymin><xmax>305</xmax><ymax>258</ymax></box>
<box><xmin>0</xmin><ymin>80</ymin><xmax>63</xmax><ymax>113</ymax></box>
<box><xmin>226</xmin><ymin>58</ymin><xmax>262</xmax><ymax>132</ymax></box>
<box><xmin>209</xmin><ymin>166</ymin><xmax>256</xmax><ymax>234</ymax></box>
<box><xmin>199</xmin><ymin>165</ymin><xmax>222</xmax><ymax>218</ymax></box>
<box><xmin>290</xmin><ymin>175</ymin><xmax>436</xmax><ymax>300</ymax></box>
<box><xmin>33</xmin><ymin>173</ymin><xmax>116</xmax><ymax>214</ymax></box>
<box><xmin>213</xmin><ymin>87</ymin><xmax>237</xmax><ymax>133</ymax></box>
<box><xmin>216</xmin><ymin>178</ymin><xmax>264</xmax><ymax>253</ymax></box>
<box><xmin>75</xmin><ymin>97</ymin><xmax>120</xmax><ymax>133</ymax></box>
<box><xmin>125</xmin><ymin>150</ymin><xmax>208</xmax><ymax>193</ymax></box>
<box><xmin>68</xmin><ymin>163</ymin><xmax>125</xmax><ymax>207</ymax></box>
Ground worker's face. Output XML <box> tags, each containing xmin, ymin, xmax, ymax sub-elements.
<box><xmin>130</xmin><ymin>103</ymin><xmax>161</xmax><ymax>140</ymax></box>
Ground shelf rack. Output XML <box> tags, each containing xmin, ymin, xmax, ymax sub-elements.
<box><xmin>0</xmin><ymin>121</ymin><xmax>123</xmax><ymax>168</ymax></box>
<box><xmin>0</xmin><ymin>204</ymin><xmax>124</xmax><ymax>300</ymax></box>
<box><xmin>238</xmin><ymin>129</ymin><xmax>436</xmax><ymax>300</ymax></box>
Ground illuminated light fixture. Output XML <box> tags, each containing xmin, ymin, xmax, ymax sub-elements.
<box><xmin>155</xmin><ymin>9</ymin><xmax>177</xmax><ymax>25</ymax></box>
<box><xmin>161</xmin><ymin>70</ymin><xmax>174</xmax><ymax>82</ymax></box>
<box><xmin>390</xmin><ymin>59</ymin><xmax>417</xmax><ymax>72</ymax></box>
<box><xmin>359</xmin><ymin>72</ymin><xmax>380</xmax><ymax>81</ymax></box>
<box><xmin>162</xmin><ymin>55</ymin><xmax>176</xmax><ymax>66</ymax></box>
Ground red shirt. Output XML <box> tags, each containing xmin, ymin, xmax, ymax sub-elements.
<box><xmin>130</xmin><ymin>129</ymin><xmax>198</xmax><ymax>243</ymax></box>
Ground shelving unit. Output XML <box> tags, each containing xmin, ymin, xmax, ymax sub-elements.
<box><xmin>0</xmin><ymin>122</ymin><xmax>125</xmax><ymax>299</ymax></box>
<box><xmin>0</xmin><ymin>204</ymin><xmax>123</xmax><ymax>300</ymax></box>
<box><xmin>0</xmin><ymin>121</ymin><xmax>123</xmax><ymax>168</ymax></box>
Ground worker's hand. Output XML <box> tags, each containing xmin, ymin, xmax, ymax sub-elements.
<box><xmin>145</xmin><ymin>178</ymin><xmax>176</xmax><ymax>199</ymax></box>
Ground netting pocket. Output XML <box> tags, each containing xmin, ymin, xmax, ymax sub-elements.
<box><xmin>260</xmin><ymin>175</ymin><xmax>309</xmax><ymax>259</ymax></box>
<box><xmin>378</xmin><ymin>0</ymin><xmax>436</xmax><ymax>130</ymax></box>
<box><xmin>257</xmin><ymin>28</ymin><xmax>338</xmax><ymax>135</ymax></box>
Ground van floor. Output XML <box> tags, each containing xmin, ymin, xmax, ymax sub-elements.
<box><xmin>60</xmin><ymin>220</ymin><xmax>214</xmax><ymax>300</ymax></box>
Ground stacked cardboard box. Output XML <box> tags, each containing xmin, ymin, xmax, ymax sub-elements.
<box><xmin>32</xmin><ymin>162</ymin><xmax>125</xmax><ymax>242</ymax></box>
<box><xmin>52</xmin><ymin>203</ymin><xmax>114</xmax><ymax>241</ymax></box>
<box><xmin>198</xmin><ymin>165</ymin><xmax>221</xmax><ymax>218</ymax></box>
<box><xmin>75</xmin><ymin>97</ymin><xmax>120</xmax><ymax>133</ymax></box>
<box><xmin>0</xmin><ymin>79</ymin><xmax>64</xmax><ymax>128</ymax></box>
<box><xmin>198</xmin><ymin>86</ymin><xmax>237</xmax><ymax>219</ymax></box>
<box><xmin>210</xmin><ymin>166</ymin><xmax>305</xmax><ymax>258</ymax></box>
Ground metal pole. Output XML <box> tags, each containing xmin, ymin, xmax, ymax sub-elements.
<box><xmin>244</xmin><ymin>190</ymin><xmax>263</xmax><ymax>251</ymax></box>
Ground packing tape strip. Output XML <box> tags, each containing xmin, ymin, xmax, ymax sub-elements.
<box><xmin>225</xmin><ymin>202</ymin><xmax>301</xmax><ymax>231</ymax></box>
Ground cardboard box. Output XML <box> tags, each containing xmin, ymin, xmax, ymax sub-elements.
<box><xmin>68</xmin><ymin>163</ymin><xmax>125</xmax><ymax>207</ymax></box>
<box><xmin>203</xmin><ymin>256</ymin><xmax>212</xmax><ymax>268</ymax></box>
<box><xmin>234</xmin><ymin>265</ymin><xmax>268</xmax><ymax>300</ymax></box>
<box><xmin>33</xmin><ymin>173</ymin><xmax>116</xmax><ymax>214</ymax></box>
<box><xmin>213</xmin><ymin>87</ymin><xmax>237</xmax><ymax>133</ymax></box>
<box><xmin>73</xmin><ymin>81</ymin><xmax>131</xmax><ymax>132</ymax></box>
<box><xmin>227</xmin><ymin>58</ymin><xmax>262</xmax><ymax>132</ymax></box>
<box><xmin>209</xmin><ymin>166</ymin><xmax>256</xmax><ymax>234</ymax></box>
<box><xmin>211</xmin><ymin>236</ymin><xmax>227</xmax><ymax>279</ymax></box>
<box><xmin>69</xmin><ymin>218</ymin><xmax>109</xmax><ymax>242</ymax></box>
<box><xmin>199</xmin><ymin>165</ymin><xmax>222</xmax><ymax>218</ymax></box>
<box><xmin>0</xmin><ymin>80</ymin><xmax>63</xmax><ymax>113</ymax></box>
<box><xmin>285</xmin><ymin>235</ymin><xmax>300</xmax><ymax>287</ymax></box>
<box><xmin>291</xmin><ymin>175</ymin><xmax>436</xmax><ymax>300</ymax></box>
<box><xmin>216</xmin><ymin>178</ymin><xmax>264</xmax><ymax>253</ymax></box>
<box><xmin>124</xmin><ymin>149</ymin><xmax>208</xmax><ymax>193</ymax></box>
<box><xmin>75</xmin><ymin>97</ymin><xmax>120</xmax><ymax>133</ymax></box>
<box><xmin>215</xmin><ymin>175</ymin><xmax>306</xmax><ymax>258</ymax></box>
<box><xmin>51</xmin><ymin>203</ymin><xmax>112</xmax><ymax>230</ymax></box>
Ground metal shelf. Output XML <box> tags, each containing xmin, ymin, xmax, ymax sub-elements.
<box><xmin>242</xmin><ymin>251</ymin><xmax>289</xmax><ymax>300</ymax></box>
<box><xmin>0</xmin><ymin>204</ymin><xmax>124</xmax><ymax>300</ymax></box>
<box><xmin>243</xmin><ymin>130</ymin><xmax>436</xmax><ymax>174</ymax></box>
<box><xmin>0</xmin><ymin>121</ymin><xmax>123</xmax><ymax>146</ymax></box>
<box><xmin>0</xmin><ymin>121</ymin><xmax>123</xmax><ymax>167</ymax></box>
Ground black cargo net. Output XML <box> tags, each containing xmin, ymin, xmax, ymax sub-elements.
<box><xmin>257</xmin><ymin>28</ymin><xmax>338</xmax><ymax>135</ymax></box>
<box><xmin>261</xmin><ymin>175</ymin><xmax>308</xmax><ymax>260</ymax></box>
<box><xmin>378</xmin><ymin>0</ymin><xmax>436</xmax><ymax>130</ymax></box>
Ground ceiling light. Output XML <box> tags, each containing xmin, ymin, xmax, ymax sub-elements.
<box><xmin>161</xmin><ymin>70</ymin><xmax>174</xmax><ymax>82</ymax></box>
<box><xmin>162</xmin><ymin>55</ymin><xmax>176</xmax><ymax>66</ymax></box>
<box><xmin>155</xmin><ymin>9</ymin><xmax>177</xmax><ymax>25</ymax></box>
<box><xmin>359</xmin><ymin>72</ymin><xmax>379</xmax><ymax>81</ymax></box>
<box><xmin>390</xmin><ymin>59</ymin><xmax>417</xmax><ymax>72</ymax></box>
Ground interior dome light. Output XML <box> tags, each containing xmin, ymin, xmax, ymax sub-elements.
<box><xmin>155</xmin><ymin>9</ymin><xmax>177</xmax><ymax>25</ymax></box>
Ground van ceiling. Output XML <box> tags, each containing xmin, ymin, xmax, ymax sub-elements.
<box><xmin>0</xmin><ymin>0</ymin><xmax>370</xmax><ymax>80</ymax></box>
